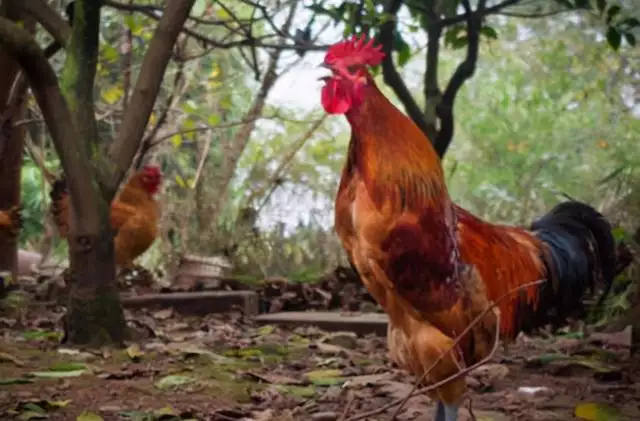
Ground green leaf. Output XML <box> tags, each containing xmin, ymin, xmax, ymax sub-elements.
<box><xmin>102</xmin><ymin>44</ymin><xmax>118</xmax><ymax>63</ymax></box>
<box><xmin>574</xmin><ymin>0</ymin><xmax>589</xmax><ymax>8</ymax></box>
<box><xmin>76</xmin><ymin>411</ymin><xmax>104</xmax><ymax>421</ymax></box>
<box><xmin>207</xmin><ymin>114</ymin><xmax>221</xmax><ymax>126</ymax></box>
<box><xmin>303</xmin><ymin>369</ymin><xmax>345</xmax><ymax>386</ymax></box>
<box><xmin>192</xmin><ymin>0</ymin><xmax>207</xmax><ymax>16</ymax></box>
<box><xmin>29</xmin><ymin>369</ymin><xmax>86</xmax><ymax>378</ymax></box>
<box><xmin>605</xmin><ymin>5</ymin><xmax>621</xmax><ymax>24</ymax></box>
<box><xmin>397</xmin><ymin>44</ymin><xmax>411</xmax><ymax>66</ymax></box>
<box><xmin>480</xmin><ymin>26</ymin><xmax>498</xmax><ymax>40</ymax></box>
<box><xmin>0</xmin><ymin>378</ymin><xmax>33</xmax><ymax>385</ymax></box>
<box><xmin>575</xmin><ymin>402</ymin><xmax>620</xmax><ymax>420</ymax></box>
<box><xmin>392</xmin><ymin>32</ymin><xmax>412</xmax><ymax>66</ymax></box>
<box><xmin>623</xmin><ymin>32</ymin><xmax>636</xmax><ymax>47</ymax></box>
<box><xmin>606</xmin><ymin>27</ymin><xmax>622</xmax><ymax>50</ymax></box>
<box><xmin>102</xmin><ymin>85</ymin><xmax>124</xmax><ymax>105</ymax></box>
<box><xmin>154</xmin><ymin>374</ymin><xmax>195</xmax><ymax>390</ymax></box>
<box><xmin>554</xmin><ymin>0</ymin><xmax>574</xmax><ymax>8</ymax></box>
<box><xmin>49</xmin><ymin>362</ymin><xmax>86</xmax><ymax>372</ymax></box>
<box><xmin>611</xmin><ymin>226</ymin><xmax>627</xmax><ymax>243</ymax></box>
<box><xmin>444</xmin><ymin>25</ymin><xmax>468</xmax><ymax>49</ymax></box>
<box><xmin>123</xmin><ymin>15</ymin><xmax>138</xmax><ymax>32</ymax></box>
<box><xmin>170</xmin><ymin>134</ymin><xmax>182</xmax><ymax>148</ymax></box>
<box><xmin>596</xmin><ymin>0</ymin><xmax>606</xmax><ymax>14</ymax></box>
<box><xmin>620</xmin><ymin>17</ymin><xmax>640</xmax><ymax>29</ymax></box>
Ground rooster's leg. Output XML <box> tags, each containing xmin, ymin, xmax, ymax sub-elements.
<box><xmin>434</xmin><ymin>401</ymin><xmax>458</xmax><ymax>421</ymax></box>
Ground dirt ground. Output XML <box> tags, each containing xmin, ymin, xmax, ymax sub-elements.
<box><xmin>0</xmin><ymin>305</ymin><xmax>638</xmax><ymax>421</ymax></box>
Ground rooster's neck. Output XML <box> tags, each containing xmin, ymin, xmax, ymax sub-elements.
<box><xmin>343</xmin><ymin>82</ymin><xmax>449</xmax><ymax>208</ymax></box>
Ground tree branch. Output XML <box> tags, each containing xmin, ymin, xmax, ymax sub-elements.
<box><xmin>0</xmin><ymin>17</ymin><xmax>96</xmax><ymax>232</ymax></box>
<box><xmin>108</xmin><ymin>0</ymin><xmax>196</xmax><ymax>200</ymax></box>
<box><xmin>21</xmin><ymin>0</ymin><xmax>70</xmax><ymax>47</ymax></box>
<box><xmin>206</xmin><ymin>0</ymin><xmax>299</xmax><ymax>225</ymax></box>
<box><xmin>62</xmin><ymin>0</ymin><xmax>101</xmax><ymax>177</ymax></box>
<box><xmin>434</xmin><ymin>0</ymin><xmax>485</xmax><ymax>158</ymax></box>
<box><xmin>377</xmin><ymin>0</ymin><xmax>431</xmax><ymax>139</ymax></box>
<box><xmin>422</xmin><ymin>3</ymin><xmax>442</xmax><ymax>142</ymax></box>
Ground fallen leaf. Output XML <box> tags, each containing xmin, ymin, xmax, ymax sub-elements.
<box><xmin>589</xmin><ymin>328</ymin><xmax>632</xmax><ymax>349</ymax></box>
<box><xmin>46</xmin><ymin>400</ymin><xmax>71</xmax><ymax>408</ymax></box>
<box><xmin>153</xmin><ymin>406</ymin><xmax>178</xmax><ymax>417</ymax></box>
<box><xmin>49</xmin><ymin>362</ymin><xmax>87</xmax><ymax>372</ymax></box>
<box><xmin>256</xmin><ymin>324</ymin><xmax>275</xmax><ymax>336</ymax></box>
<box><xmin>0</xmin><ymin>351</ymin><xmax>26</xmax><ymax>366</ymax></box>
<box><xmin>152</xmin><ymin>308</ymin><xmax>174</xmax><ymax>320</ymax></box>
<box><xmin>126</xmin><ymin>344</ymin><xmax>144</xmax><ymax>361</ymax></box>
<box><xmin>154</xmin><ymin>374</ymin><xmax>195</xmax><ymax>390</ymax></box>
<box><xmin>575</xmin><ymin>402</ymin><xmax>620</xmax><ymax>420</ymax></box>
<box><xmin>76</xmin><ymin>411</ymin><xmax>104</xmax><ymax>421</ymax></box>
<box><xmin>28</xmin><ymin>369</ymin><xmax>86</xmax><ymax>378</ymax></box>
<box><xmin>245</xmin><ymin>372</ymin><xmax>306</xmax><ymax>385</ymax></box>
<box><xmin>342</xmin><ymin>373</ymin><xmax>393</xmax><ymax>388</ymax></box>
<box><xmin>320</xmin><ymin>332</ymin><xmax>358</xmax><ymax>349</ymax></box>
<box><xmin>0</xmin><ymin>378</ymin><xmax>33</xmax><ymax>385</ymax></box>
<box><xmin>275</xmin><ymin>385</ymin><xmax>316</xmax><ymax>398</ymax></box>
<box><xmin>303</xmin><ymin>369</ymin><xmax>344</xmax><ymax>386</ymax></box>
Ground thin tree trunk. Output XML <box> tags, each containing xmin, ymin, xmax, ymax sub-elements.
<box><xmin>63</xmin><ymin>229</ymin><xmax>126</xmax><ymax>345</ymax></box>
<box><xmin>0</xmin><ymin>4</ymin><xmax>33</xmax><ymax>286</ymax></box>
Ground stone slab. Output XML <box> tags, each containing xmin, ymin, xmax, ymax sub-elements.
<box><xmin>254</xmin><ymin>311</ymin><xmax>389</xmax><ymax>336</ymax></box>
<box><xmin>120</xmin><ymin>291</ymin><xmax>259</xmax><ymax>316</ymax></box>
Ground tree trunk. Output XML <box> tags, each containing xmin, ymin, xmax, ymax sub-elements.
<box><xmin>0</xmin><ymin>5</ymin><xmax>33</xmax><ymax>285</ymax></box>
<box><xmin>63</xmin><ymin>230</ymin><xmax>127</xmax><ymax>346</ymax></box>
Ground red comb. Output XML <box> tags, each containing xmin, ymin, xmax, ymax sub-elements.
<box><xmin>142</xmin><ymin>165</ymin><xmax>161</xmax><ymax>175</ymax></box>
<box><xmin>324</xmin><ymin>34</ymin><xmax>385</xmax><ymax>68</ymax></box>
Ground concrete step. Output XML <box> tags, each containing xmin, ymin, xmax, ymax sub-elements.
<box><xmin>255</xmin><ymin>311</ymin><xmax>388</xmax><ymax>336</ymax></box>
<box><xmin>120</xmin><ymin>291</ymin><xmax>259</xmax><ymax>316</ymax></box>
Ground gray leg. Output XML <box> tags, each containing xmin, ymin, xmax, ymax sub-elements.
<box><xmin>434</xmin><ymin>401</ymin><xmax>459</xmax><ymax>421</ymax></box>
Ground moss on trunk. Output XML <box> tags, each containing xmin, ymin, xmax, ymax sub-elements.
<box><xmin>63</xmin><ymin>230</ymin><xmax>127</xmax><ymax>347</ymax></box>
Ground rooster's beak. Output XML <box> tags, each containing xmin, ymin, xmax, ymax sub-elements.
<box><xmin>318</xmin><ymin>63</ymin><xmax>332</xmax><ymax>81</ymax></box>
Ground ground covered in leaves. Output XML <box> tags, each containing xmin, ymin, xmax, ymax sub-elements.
<box><xmin>0</xmin><ymin>305</ymin><xmax>638</xmax><ymax>421</ymax></box>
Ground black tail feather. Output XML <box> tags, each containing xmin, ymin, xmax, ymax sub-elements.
<box><xmin>530</xmin><ymin>200</ymin><xmax>616</xmax><ymax>326</ymax></box>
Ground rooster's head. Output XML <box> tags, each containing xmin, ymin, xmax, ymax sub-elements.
<box><xmin>140</xmin><ymin>165</ymin><xmax>162</xmax><ymax>195</ymax></box>
<box><xmin>320</xmin><ymin>35</ymin><xmax>385</xmax><ymax>115</ymax></box>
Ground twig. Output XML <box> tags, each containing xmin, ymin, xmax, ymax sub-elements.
<box><xmin>345</xmin><ymin>279</ymin><xmax>545</xmax><ymax>421</ymax></box>
<box><xmin>191</xmin><ymin>133</ymin><xmax>213</xmax><ymax>189</ymax></box>
<box><xmin>339</xmin><ymin>391</ymin><xmax>356</xmax><ymax>421</ymax></box>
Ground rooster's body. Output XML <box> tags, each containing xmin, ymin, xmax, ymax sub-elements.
<box><xmin>50</xmin><ymin>165</ymin><xmax>162</xmax><ymax>268</ymax></box>
<box><xmin>322</xmin><ymin>36</ymin><xmax>621</xmax><ymax>421</ymax></box>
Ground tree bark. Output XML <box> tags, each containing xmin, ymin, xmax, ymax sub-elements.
<box><xmin>63</xmin><ymin>230</ymin><xmax>126</xmax><ymax>346</ymax></box>
<box><xmin>0</xmin><ymin>2</ymin><xmax>33</xmax><ymax>286</ymax></box>
<box><xmin>61</xmin><ymin>0</ymin><xmax>126</xmax><ymax>347</ymax></box>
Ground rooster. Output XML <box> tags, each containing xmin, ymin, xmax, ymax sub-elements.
<box><xmin>50</xmin><ymin>165</ymin><xmax>162</xmax><ymax>269</ymax></box>
<box><xmin>321</xmin><ymin>36</ymin><xmax>620</xmax><ymax>421</ymax></box>
<box><xmin>0</xmin><ymin>206</ymin><xmax>21</xmax><ymax>237</ymax></box>
<box><xmin>0</xmin><ymin>206</ymin><xmax>22</xmax><ymax>296</ymax></box>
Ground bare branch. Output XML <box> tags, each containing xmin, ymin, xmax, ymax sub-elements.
<box><xmin>377</xmin><ymin>0</ymin><xmax>432</xmax><ymax>138</ymax></box>
<box><xmin>407</xmin><ymin>0</ymin><xmax>521</xmax><ymax>27</ymax></box>
<box><xmin>434</xmin><ymin>0</ymin><xmax>485</xmax><ymax>157</ymax></box>
<box><xmin>108</xmin><ymin>0</ymin><xmax>196</xmax><ymax>199</ymax></box>
<box><xmin>21</xmin><ymin>0</ymin><xmax>70</xmax><ymax>47</ymax></box>
<box><xmin>207</xmin><ymin>1</ymin><xmax>299</xmax><ymax>224</ymax></box>
<box><xmin>133</xmin><ymin>41</ymin><xmax>188</xmax><ymax>169</ymax></box>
